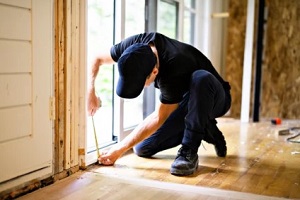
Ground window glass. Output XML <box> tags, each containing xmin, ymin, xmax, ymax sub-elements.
<box><xmin>86</xmin><ymin>0</ymin><xmax>114</xmax><ymax>152</ymax></box>
<box><xmin>157</xmin><ymin>0</ymin><xmax>178</xmax><ymax>39</ymax></box>
<box><xmin>156</xmin><ymin>0</ymin><xmax>179</xmax><ymax>108</ymax></box>
<box><xmin>183</xmin><ymin>11</ymin><xmax>195</xmax><ymax>45</ymax></box>
<box><xmin>183</xmin><ymin>0</ymin><xmax>196</xmax><ymax>45</ymax></box>
<box><xmin>184</xmin><ymin>0</ymin><xmax>195</xmax><ymax>9</ymax></box>
<box><xmin>123</xmin><ymin>0</ymin><xmax>145</xmax><ymax>129</ymax></box>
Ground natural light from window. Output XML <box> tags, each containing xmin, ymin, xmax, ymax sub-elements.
<box><xmin>86</xmin><ymin>0</ymin><xmax>114</xmax><ymax>152</ymax></box>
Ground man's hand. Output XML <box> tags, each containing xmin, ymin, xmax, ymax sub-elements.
<box><xmin>87</xmin><ymin>89</ymin><xmax>101</xmax><ymax>116</ymax></box>
<box><xmin>87</xmin><ymin>51</ymin><xmax>114</xmax><ymax>116</ymax></box>
<box><xmin>98</xmin><ymin>146</ymin><xmax>124</xmax><ymax>165</ymax></box>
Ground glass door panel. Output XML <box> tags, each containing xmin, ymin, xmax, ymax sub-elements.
<box><xmin>86</xmin><ymin>0</ymin><xmax>115</xmax><ymax>153</ymax></box>
<box><xmin>183</xmin><ymin>11</ymin><xmax>195</xmax><ymax>44</ymax></box>
<box><xmin>123</xmin><ymin>0</ymin><xmax>145</xmax><ymax>129</ymax></box>
<box><xmin>157</xmin><ymin>0</ymin><xmax>178</xmax><ymax>39</ymax></box>
<box><xmin>156</xmin><ymin>0</ymin><xmax>179</xmax><ymax>107</ymax></box>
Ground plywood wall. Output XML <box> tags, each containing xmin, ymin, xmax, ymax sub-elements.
<box><xmin>225</xmin><ymin>0</ymin><xmax>300</xmax><ymax>119</ymax></box>
<box><xmin>261</xmin><ymin>0</ymin><xmax>300</xmax><ymax>119</ymax></box>
<box><xmin>225</xmin><ymin>0</ymin><xmax>247</xmax><ymax>118</ymax></box>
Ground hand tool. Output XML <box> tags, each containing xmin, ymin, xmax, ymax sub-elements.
<box><xmin>92</xmin><ymin>96</ymin><xmax>102</xmax><ymax>159</ymax></box>
<box><xmin>92</xmin><ymin>115</ymin><xmax>100</xmax><ymax>158</ymax></box>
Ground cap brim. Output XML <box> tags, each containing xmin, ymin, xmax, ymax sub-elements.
<box><xmin>116</xmin><ymin>75</ymin><xmax>145</xmax><ymax>99</ymax></box>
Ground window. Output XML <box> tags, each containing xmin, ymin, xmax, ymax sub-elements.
<box><xmin>158</xmin><ymin>0</ymin><xmax>196</xmax><ymax>44</ymax></box>
<box><xmin>123</xmin><ymin>0</ymin><xmax>146</xmax><ymax>129</ymax></box>
<box><xmin>157</xmin><ymin>0</ymin><xmax>179</xmax><ymax>39</ymax></box>
<box><xmin>86</xmin><ymin>0</ymin><xmax>115</xmax><ymax>155</ymax></box>
<box><xmin>183</xmin><ymin>0</ymin><xmax>196</xmax><ymax>45</ymax></box>
<box><xmin>83</xmin><ymin>0</ymin><xmax>201</xmax><ymax>165</ymax></box>
<box><xmin>85</xmin><ymin>0</ymin><xmax>147</xmax><ymax>159</ymax></box>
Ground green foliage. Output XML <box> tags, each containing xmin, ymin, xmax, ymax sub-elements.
<box><xmin>95</xmin><ymin>65</ymin><xmax>113</xmax><ymax>106</ymax></box>
<box><xmin>158</xmin><ymin>1</ymin><xmax>177</xmax><ymax>39</ymax></box>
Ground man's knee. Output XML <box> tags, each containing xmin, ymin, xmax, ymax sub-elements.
<box><xmin>133</xmin><ymin>145</ymin><xmax>154</xmax><ymax>158</ymax></box>
<box><xmin>190</xmin><ymin>70</ymin><xmax>215</xmax><ymax>90</ymax></box>
<box><xmin>191</xmin><ymin>70</ymin><xmax>212</xmax><ymax>83</ymax></box>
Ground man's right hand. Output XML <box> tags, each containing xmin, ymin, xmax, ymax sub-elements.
<box><xmin>98</xmin><ymin>146</ymin><xmax>124</xmax><ymax>165</ymax></box>
<box><xmin>87</xmin><ymin>51</ymin><xmax>114</xmax><ymax>116</ymax></box>
<box><xmin>87</xmin><ymin>89</ymin><xmax>100</xmax><ymax>116</ymax></box>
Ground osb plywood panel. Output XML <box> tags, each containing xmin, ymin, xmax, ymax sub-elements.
<box><xmin>225</xmin><ymin>0</ymin><xmax>247</xmax><ymax>118</ymax></box>
<box><xmin>261</xmin><ymin>0</ymin><xmax>300</xmax><ymax>119</ymax></box>
<box><xmin>225</xmin><ymin>0</ymin><xmax>299</xmax><ymax>119</ymax></box>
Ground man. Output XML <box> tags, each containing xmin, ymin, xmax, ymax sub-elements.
<box><xmin>87</xmin><ymin>32</ymin><xmax>231</xmax><ymax>176</ymax></box>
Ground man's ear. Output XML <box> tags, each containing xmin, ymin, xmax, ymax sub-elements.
<box><xmin>152</xmin><ymin>67</ymin><xmax>159</xmax><ymax>75</ymax></box>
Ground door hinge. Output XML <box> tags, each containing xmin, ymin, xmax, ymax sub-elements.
<box><xmin>49</xmin><ymin>96</ymin><xmax>56</xmax><ymax>120</ymax></box>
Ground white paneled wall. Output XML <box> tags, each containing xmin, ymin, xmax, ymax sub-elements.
<box><xmin>0</xmin><ymin>0</ymin><xmax>53</xmax><ymax>191</ymax></box>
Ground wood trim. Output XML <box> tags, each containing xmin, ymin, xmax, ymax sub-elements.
<box><xmin>54</xmin><ymin>0</ymin><xmax>66</xmax><ymax>174</ymax></box>
<box><xmin>240</xmin><ymin>0</ymin><xmax>255</xmax><ymax>122</ymax></box>
<box><xmin>65</xmin><ymin>0</ymin><xmax>71</xmax><ymax>170</ymax></box>
<box><xmin>54</xmin><ymin>0</ymin><xmax>80</xmax><ymax>173</ymax></box>
<box><xmin>68</xmin><ymin>0</ymin><xmax>80</xmax><ymax>168</ymax></box>
<box><xmin>78</xmin><ymin>0</ymin><xmax>87</xmax><ymax>170</ymax></box>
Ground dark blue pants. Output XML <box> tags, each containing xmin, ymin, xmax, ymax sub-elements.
<box><xmin>134</xmin><ymin>70</ymin><xmax>231</xmax><ymax>157</ymax></box>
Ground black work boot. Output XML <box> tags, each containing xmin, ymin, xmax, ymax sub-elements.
<box><xmin>203</xmin><ymin>119</ymin><xmax>227</xmax><ymax>157</ymax></box>
<box><xmin>170</xmin><ymin>146</ymin><xmax>199</xmax><ymax>176</ymax></box>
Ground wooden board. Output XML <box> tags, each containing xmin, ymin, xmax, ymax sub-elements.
<box><xmin>17</xmin><ymin>171</ymin><xmax>284</xmax><ymax>200</ymax></box>
<box><xmin>0</xmin><ymin>4</ymin><xmax>31</xmax><ymax>40</ymax></box>
<box><xmin>0</xmin><ymin>0</ymin><xmax>53</xmax><ymax>187</ymax></box>
<box><xmin>0</xmin><ymin>40</ymin><xmax>31</xmax><ymax>73</ymax></box>
<box><xmin>0</xmin><ymin>106</ymin><xmax>31</xmax><ymax>143</ymax></box>
<box><xmin>91</xmin><ymin>119</ymin><xmax>300</xmax><ymax>199</ymax></box>
<box><xmin>14</xmin><ymin>119</ymin><xmax>300</xmax><ymax>200</ymax></box>
<box><xmin>0</xmin><ymin>74</ymin><xmax>31</xmax><ymax>108</ymax></box>
<box><xmin>0</xmin><ymin>0</ymin><xmax>31</xmax><ymax>8</ymax></box>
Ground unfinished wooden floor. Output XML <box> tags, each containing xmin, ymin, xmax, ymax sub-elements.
<box><xmin>17</xmin><ymin>119</ymin><xmax>300</xmax><ymax>200</ymax></box>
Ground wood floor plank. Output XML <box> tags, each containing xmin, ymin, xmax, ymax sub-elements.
<box><xmin>16</xmin><ymin>119</ymin><xmax>300</xmax><ymax>200</ymax></box>
<box><xmin>17</xmin><ymin>171</ymin><xmax>288</xmax><ymax>200</ymax></box>
<box><xmin>91</xmin><ymin>119</ymin><xmax>300</xmax><ymax>199</ymax></box>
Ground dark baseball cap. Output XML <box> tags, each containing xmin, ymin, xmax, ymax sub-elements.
<box><xmin>116</xmin><ymin>43</ymin><xmax>156</xmax><ymax>98</ymax></box>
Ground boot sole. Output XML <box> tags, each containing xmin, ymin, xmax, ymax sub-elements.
<box><xmin>205</xmin><ymin>121</ymin><xmax>227</xmax><ymax>157</ymax></box>
<box><xmin>170</xmin><ymin>159</ymin><xmax>199</xmax><ymax>176</ymax></box>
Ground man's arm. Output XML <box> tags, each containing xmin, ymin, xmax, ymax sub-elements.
<box><xmin>99</xmin><ymin>102</ymin><xmax>179</xmax><ymax>165</ymax></box>
<box><xmin>87</xmin><ymin>50</ymin><xmax>115</xmax><ymax>116</ymax></box>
